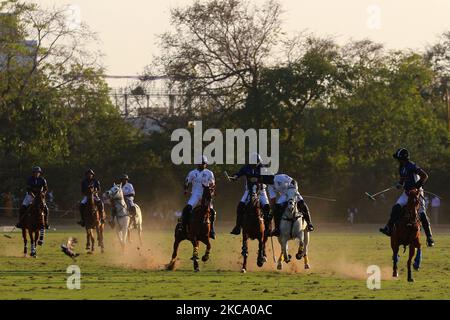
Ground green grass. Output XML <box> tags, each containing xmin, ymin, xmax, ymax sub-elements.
<box><xmin>1</xmin><ymin>225</ymin><xmax>449</xmax><ymax>300</ymax></box>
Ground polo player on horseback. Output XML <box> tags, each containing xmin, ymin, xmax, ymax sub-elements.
<box><xmin>379</xmin><ymin>148</ymin><xmax>435</xmax><ymax>247</ymax></box>
<box><xmin>120</xmin><ymin>174</ymin><xmax>137</xmax><ymax>226</ymax></box>
<box><xmin>16</xmin><ymin>166</ymin><xmax>50</xmax><ymax>229</ymax></box>
<box><xmin>268</xmin><ymin>174</ymin><xmax>314</xmax><ymax>236</ymax></box>
<box><xmin>181</xmin><ymin>155</ymin><xmax>217</xmax><ymax>239</ymax></box>
<box><xmin>229</xmin><ymin>153</ymin><xmax>271</xmax><ymax>236</ymax></box>
<box><xmin>78</xmin><ymin>169</ymin><xmax>105</xmax><ymax>227</ymax></box>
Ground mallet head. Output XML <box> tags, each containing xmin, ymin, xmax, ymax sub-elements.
<box><xmin>365</xmin><ymin>192</ymin><xmax>376</xmax><ymax>201</ymax></box>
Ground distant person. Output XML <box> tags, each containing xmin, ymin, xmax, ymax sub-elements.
<box><xmin>347</xmin><ymin>207</ymin><xmax>358</xmax><ymax>225</ymax></box>
<box><xmin>78</xmin><ymin>169</ymin><xmax>105</xmax><ymax>227</ymax></box>
<box><xmin>431</xmin><ymin>196</ymin><xmax>441</xmax><ymax>225</ymax></box>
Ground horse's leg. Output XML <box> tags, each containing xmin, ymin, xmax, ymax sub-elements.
<box><xmin>97</xmin><ymin>224</ymin><xmax>105</xmax><ymax>253</ymax></box>
<box><xmin>138</xmin><ymin>224</ymin><xmax>143</xmax><ymax>247</ymax></box>
<box><xmin>296</xmin><ymin>228</ymin><xmax>305</xmax><ymax>260</ymax></box>
<box><xmin>202</xmin><ymin>238</ymin><xmax>212</xmax><ymax>262</ymax></box>
<box><xmin>413</xmin><ymin>241</ymin><xmax>422</xmax><ymax>271</ymax></box>
<box><xmin>86</xmin><ymin>228</ymin><xmax>90</xmax><ymax>251</ymax></box>
<box><xmin>29</xmin><ymin>230</ymin><xmax>36</xmax><ymax>258</ymax></box>
<box><xmin>257</xmin><ymin>237</ymin><xmax>265</xmax><ymax>268</ymax></box>
<box><xmin>167</xmin><ymin>236</ymin><xmax>182</xmax><ymax>271</ymax></box>
<box><xmin>303</xmin><ymin>230</ymin><xmax>310</xmax><ymax>269</ymax></box>
<box><xmin>91</xmin><ymin>228</ymin><xmax>95</xmax><ymax>252</ymax></box>
<box><xmin>241</xmin><ymin>234</ymin><xmax>248</xmax><ymax>273</ymax></box>
<box><xmin>192</xmin><ymin>239</ymin><xmax>200</xmax><ymax>272</ymax></box>
<box><xmin>277</xmin><ymin>252</ymin><xmax>284</xmax><ymax>270</ymax></box>
<box><xmin>37</xmin><ymin>226</ymin><xmax>45</xmax><ymax>246</ymax></box>
<box><xmin>22</xmin><ymin>229</ymin><xmax>27</xmax><ymax>257</ymax></box>
<box><xmin>281</xmin><ymin>236</ymin><xmax>290</xmax><ymax>264</ymax></box>
<box><xmin>391</xmin><ymin>242</ymin><xmax>399</xmax><ymax>278</ymax></box>
<box><xmin>407</xmin><ymin>245</ymin><xmax>415</xmax><ymax>282</ymax></box>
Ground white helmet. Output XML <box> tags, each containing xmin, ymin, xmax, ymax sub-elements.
<box><xmin>196</xmin><ymin>155</ymin><xmax>208</xmax><ymax>165</ymax></box>
<box><xmin>249</xmin><ymin>152</ymin><xmax>262</xmax><ymax>165</ymax></box>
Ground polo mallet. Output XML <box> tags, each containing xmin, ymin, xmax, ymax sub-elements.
<box><xmin>3</xmin><ymin>226</ymin><xmax>16</xmax><ymax>239</ymax></box>
<box><xmin>224</xmin><ymin>171</ymin><xmax>232</xmax><ymax>182</ymax></box>
<box><xmin>365</xmin><ymin>186</ymin><xmax>396</xmax><ymax>201</ymax></box>
<box><xmin>302</xmin><ymin>195</ymin><xmax>337</xmax><ymax>202</ymax></box>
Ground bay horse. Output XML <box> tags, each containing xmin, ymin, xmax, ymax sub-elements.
<box><xmin>167</xmin><ymin>184</ymin><xmax>214</xmax><ymax>272</ymax></box>
<box><xmin>391</xmin><ymin>188</ymin><xmax>422</xmax><ymax>282</ymax></box>
<box><xmin>277</xmin><ymin>187</ymin><xmax>310</xmax><ymax>270</ymax></box>
<box><xmin>241</xmin><ymin>181</ymin><xmax>267</xmax><ymax>273</ymax></box>
<box><xmin>22</xmin><ymin>190</ymin><xmax>46</xmax><ymax>258</ymax></box>
<box><xmin>83</xmin><ymin>184</ymin><xmax>104</xmax><ymax>254</ymax></box>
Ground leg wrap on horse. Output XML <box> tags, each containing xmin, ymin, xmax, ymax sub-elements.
<box><xmin>182</xmin><ymin>205</ymin><xmax>193</xmax><ymax>228</ymax></box>
<box><xmin>96</xmin><ymin>200</ymin><xmax>105</xmax><ymax>219</ymax></box>
<box><xmin>419</xmin><ymin>211</ymin><xmax>433</xmax><ymax>238</ymax></box>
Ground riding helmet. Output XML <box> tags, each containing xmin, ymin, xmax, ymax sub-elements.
<box><xmin>393</xmin><ymin>148</ymin><xmax>409</xmax><ymax>160</ymax></box>
<box><xmin>32</xmin><ymin>166</ymin><xmax>42</xmax><ymax>173</ymax></box>
<box><xmin>85</xmin><ymin>169</ymin><xmax>95</xmax><ymax>175</ymax></box>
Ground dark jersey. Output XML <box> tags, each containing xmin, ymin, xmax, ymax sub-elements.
<box><xmin>26</xmin><ymin>176</ymin><xmax>48</xmax><ymax>194</ymax></box>
<box><xmin>399</xmin><ymin>161</ymin><xmax>421</xmax><ymax>191</ymax></box>
<box><xmin>81</xmin><ymin>178</ymin><xmax>101</xmax><ymax>195</ymax></box>
<box><xmin>234</xmin><ymin>164</ymin><xmax>274</xmax><ymax>188</ymax></box>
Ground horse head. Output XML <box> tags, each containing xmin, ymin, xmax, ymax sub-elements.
<box><xmin>405</xmin><ymin>188</ymin><xmax>420</xmax><ymax>222</ymax></box>
<box><xmin>106</xmin><ymin>183</ymin><xmax>123</xmax><ymax>200</ymax></box>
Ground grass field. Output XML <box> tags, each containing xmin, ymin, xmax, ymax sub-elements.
<box><xmin>0</xmin><ymin>224</ymin><xmax>449</xmax><ymax>300</ymax></box>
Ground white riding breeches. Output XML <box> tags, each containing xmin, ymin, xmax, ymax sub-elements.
<box><xmin>241</xmin><ymin>190</ymin><xmax>269</xmax><ymax>206</ymax></box>
<box><xmin>396</xmin><ymin>189</ymin><xmax>426</xmax><ymax>214</ymax></box>
<box><xmin>22</xmin><ymin>194</ymin><xmax>34</xmax><ymax>206</ymax></box>
<box><xmin>188</xmin><ymin>192</ymin><xmax>213</xmax><ymax>209</ymax></box>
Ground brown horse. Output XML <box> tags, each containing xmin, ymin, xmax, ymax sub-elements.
<box><xmin>241</xmin><ymin>182</ymin><xmax>267</xmax><ymax>273</ymax></box>
<box><xmin>391</xmin><ymin>188</ymin><xmax>422</xmax><ymax>282</ymax></box>
<box><xmin>167</xmin><ymin>184</ymin><xmax>214</xmax><ymax>272</ymax></box>
<box><xmin>83</xmin><ymin>185</ymin><xmax>105</xmax><ymax>254</ymax></box>
<box><xmin>22</xmin><ymin>191</ymin><xmax>46</xmax><ymax>258</ymax></box>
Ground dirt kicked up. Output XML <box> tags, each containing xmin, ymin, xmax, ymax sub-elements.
<box><xmin>0</xmin><ymin>224</ymin><xmax>449</xmax><ymax>300</ymax></box>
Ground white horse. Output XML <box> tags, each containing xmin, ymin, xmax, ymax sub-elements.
<box><xmin>277</xmin><ymin>187</ymin><xmax>310</xmax><ymax>270</ymax></box>
<box><xmin>105</xmin><ymin>184</ymin><xmax>143</xmax><ymax>250</ymax></box>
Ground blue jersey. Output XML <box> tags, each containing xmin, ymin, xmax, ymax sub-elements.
<box><xmin>81</xmin><ymin>178</ymin><xmax>101</xmax><ymax>195</ymax></box>
<box><xmin>26</xmin><ymin>176</ymin><xmax>48</xmax><ymax>194</ymax></box>
<box><xmin>399</xmin><ymin>161</ymin><xmax>421</xmax><ymax>191</ymax></box>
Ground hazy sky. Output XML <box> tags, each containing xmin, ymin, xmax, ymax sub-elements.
<box><xmin>33</xmin><ymin>0</ymin><xmax>450</xmax><ymax>87</ymax></box>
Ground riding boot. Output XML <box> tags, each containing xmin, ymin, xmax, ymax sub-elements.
<box><xmin>298</xmin><ymin>200</ymin><xmax>314</xmax><ymax>232</ymax></box>
<box><xmin>380</xmin><ymin>204</ymin><xmax>402</xmax><ymax>236</ymax></box>
<box><xmin>77</xmin><ymin>203</ymin><xmax>86</xmax><ymax>227</ymax></box>
<box><xmin>16</xmin><ymin>205</ymin><xmax>28</xmax><ymax>229</ymax></box>
<box><xmin>209</xmin><ymin>208</ymin><xmax>217</xmax><ymax>239</ymax></box>
<box><xmin>419</xmin><ymin>212</ymin><xmax>435</xmax><ymax>247</ymax></box>
<box><xmin>270</xmin><ymin>204</ymin><xmax>284</xmax><ymax>237</ymax></box>
<box><xmin>182</xmin><ymin>205</ymin><xmax>193</xmax><ymax>235</ymax></box>
<box><xmin>44</xmin><ymin>205</ymin><xmax>50</xmax><ymax>229</ymax></box>
<box><xmin>262</xmin><ymin>204</ymin><xmax>272</xmax><ymax>237</ymax></box>
<box><xmin>230</xmin><ymin>202</ymin><xmax>246</xmax><ymax>235</ymax></box>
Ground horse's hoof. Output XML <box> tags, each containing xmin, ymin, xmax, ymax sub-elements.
<box><xmin>194</xmin><ymin>268</ymin><xmax>200</xmax><ymax>273</ymax></box>
<box><xmin>393</xmin><ymin>272</ymin><xmax>399</xmax><ymax>278</ymax></box>
<box><xmin>257</xmin><ymin>261</ymin><xmax>264</xmax><ymax>268</ymax></box>
<box><xmin>87</xmin><ymin>251</ymin><xmax>93</xmax><ymax>255</ymax></box>
<box><xmin>263</xmin><ymin>256</ymin><xmax>268</xmax><ymax>263</ymax></box>
<box><xmin>304</xmin><ymin>264</ymin><xmax>311</xmax><ymax>270</ymax></box>
<box><xmin>37</xmin><ymin>240</ymin><xmax>43</xmax><ymax>246</ymax></box>
<box><xmin>202</xmin><ymin>255</ymin><xmax>210</xmax><ymax>262</ymax></box>
<box><xmin>296</xmin><ymin>253</ymin><xmax>303</xmax><ymax>260</ymax></box>
<box><xmin>408</xmin><ymin>278</ymin><xmax>415</xmax><ymax>283</ymax></box>
<box><xmin>277</xmin><ymin>264</ymin><xmax>282</xmax><ymax>271</ymax></box>
<box><xmin>241</xmin><ymin>269</ymin><xmax>246</xmax><ymax>274</ymax></box>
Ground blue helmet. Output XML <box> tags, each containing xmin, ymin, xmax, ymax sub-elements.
<box><xmin>393</xmin><ymin>148</ymin><xmax>409</xmax><ymax>160</ymax></box>
<box><xmin>32</xmin><ymin>166</ymin><xmax>42</xmax><ymax>174</ymax></box>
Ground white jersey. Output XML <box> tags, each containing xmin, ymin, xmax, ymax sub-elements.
<box><xmin>185</xmin><ymin>169</ymin><xmax>215</xmax><ymax>194</ymax></box>
<box><xmin>122</xmin><ymin>182</ymin><xmax>135</xmax><ymax>197</ymax></box>
<box><xmin>268</xmin><ymin>174</ymin><xmax>293</xmax><ymax>199</ymax></box>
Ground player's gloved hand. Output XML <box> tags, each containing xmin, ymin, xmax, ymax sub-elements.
<box><xmin>229</xmin><ymin>175</ymin><xmax>238</xmax><ymax>181</ymax></box>
<box><xmin>395</xmin><ymin>182</ymin><xmax>403</xmax><ymax>190</ymax></box>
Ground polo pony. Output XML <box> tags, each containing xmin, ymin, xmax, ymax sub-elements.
<box><xmin>277</xmin><ymin>186</ymin><xmax>310</xmax><ymax>270</ymax></box>
<box><xmin>391</xmin><ymin>188</ymin><xmax>422</xmax><ymax>282</ymax></box>
<box><xmin>240</xmin><ymin>180</ymin><xmax>267</xmax><ymax>273</ymax></box>
<box><xmin>83</xmin><ymin>184</ymin><xmax>105</xmax><ymax>254</ymax></box>
<box><xmin>167</xmin><ymin>184</ymin><xmax>214</xmax><ymax>272</ymax></box>
<box><xmin>21</xmin><ymin>189</ymin><xmax>46</xmax><ymax>258</ymax></box>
